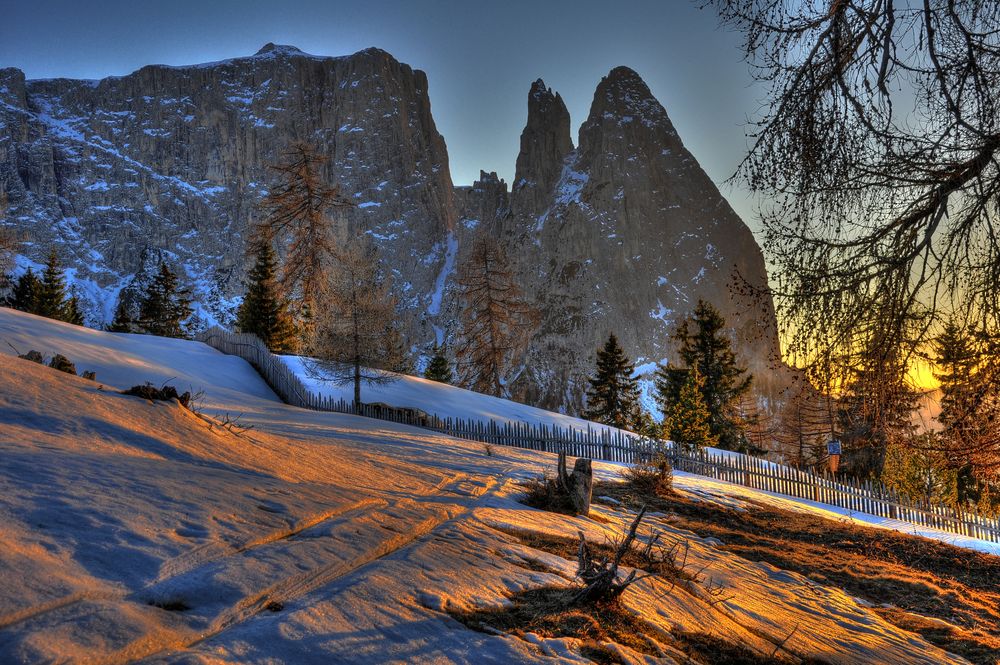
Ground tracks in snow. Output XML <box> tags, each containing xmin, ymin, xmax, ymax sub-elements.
<box><xmin>0</xmin><ymin>469</ymin><xmax>511</xmax><ymax>665</ymax></box>
<box><xmin>132</xmin><ymin>471</ymin><xmax>509</xmax><ymax>664</ymax></box>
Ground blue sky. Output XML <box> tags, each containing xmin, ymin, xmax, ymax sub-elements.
<box><xmin>0</xmin><ymin>0</ymin><xmax>764</xmax><ymax>224</ymax></box>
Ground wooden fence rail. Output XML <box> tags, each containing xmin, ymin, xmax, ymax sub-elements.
<box><xmin>195</xmin><ymin>327</ymin><xmax>1000</xmax><ymax>544</ymax></box>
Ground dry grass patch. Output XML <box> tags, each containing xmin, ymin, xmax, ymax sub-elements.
<box><xmin>519</xmin><ymin>475</ymin><xmax>578</xmax><ymax>515</ymax></box>
<box><xmin>620</xmin><ymin>455</ymin><xmax>673</xmax><ymax>499</ymax></box>
<box><xmin>595</xmin><ymin>481</ymin><xmax>1000</xmax><ymax>664</ymax></box>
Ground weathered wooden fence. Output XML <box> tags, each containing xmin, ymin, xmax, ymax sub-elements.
<box><xmin>195</xmin><ymin>327</ymin><xmax>1000</xmax><ymax>544</ymax></box>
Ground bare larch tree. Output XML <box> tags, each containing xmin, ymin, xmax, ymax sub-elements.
<box><xmin>454</xmin><ymin>235</ymin><xmax>538</xmax><ymax>397</ymax></box>
<box><xmin>0</xmin><ymin>191</ymin><xmax>18</xmax><ymax>280</ymax></box>
<box><xmin>309</xmin><ymin>237</ymin><xmax>404</xmax><ymax>409</ymax></box>
<box><xmin>256</xmin><ymin>143</ymin><xmax>353</xmax><ymax>331</ymax></box>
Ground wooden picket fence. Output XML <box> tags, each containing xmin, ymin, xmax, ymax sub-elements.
<box><xmin>195</xmin><ymin>327</ymin><xmax>1000</xmax><ymax>544</ymax></box>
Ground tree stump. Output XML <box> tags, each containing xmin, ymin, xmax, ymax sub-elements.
<box><xmin>557</xmin><ymin>451</ymin><xmax>593</xmax><ymax>516</ymax></box>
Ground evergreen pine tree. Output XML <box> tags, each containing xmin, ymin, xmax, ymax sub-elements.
<box><xmin>583</xmin><ymin>333</ymin><xmax>641</xmax><ymax>430</ymax></box>
<box><xmin>138</xmin><ymin>262</ymin><xmax>192</xmax><ymax>338</ymax></box>
<box><xmin>933</xmin><ymin>321</ymin><xmax>978</xmax><ymax>430</ymax></box>
<box><xmin>236</xmin><ymin>240</ymin><xmax>297</xmax><ymax>352</ymax></box>
<box><xmin>836</xmin><ymin>339</ymin><xmax>919</xmax><ymax>479</ymax></box>
<box><xmin>34</xmin><ymin>250</ymin><xmax>68</xmax><ymax>320</ymax></box>
<box><xmin>655</xmin><ymin>300</ymin><xmax>752</xmax><ymax>451</ymax></box>
<box><xmin>8</xmin><ymin>268</ymin><xmax>39</xmax><ymax>311</ymax></box>
<box><xmin>424</xmin><ymin>344</ymin><xmax>453</xmax><ymax>383</ymax></box>
<box><xmin>931</xmin><ymin>321</ymin><xmax>993</xmax><ymax>507</ymax></box>
<box><xmin>663</xmin><ymin>367</ymin><xmax>718</xmax><ymax>452</ymax></box>
<box><xmin>107</xmin><ymin>293</ymin><xmax>136</xmax><ymax>333</ymax></box>
<box><xmin>64</xmin><ymin>292</ymin><xmax>84</xmax><ymax>326</ymax></box>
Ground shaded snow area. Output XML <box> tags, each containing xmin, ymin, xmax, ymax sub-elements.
<box><xmin>0</xmin><ymin>309</ymin><xmax>974</xmax><ymax>663</ymax></box>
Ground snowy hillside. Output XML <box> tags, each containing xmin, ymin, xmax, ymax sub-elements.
<box><xmin>282</xmin><ymin>355</ymin><xmax>627</xmax><ymax>434</ymax></box>
<box><xmin>0</xmin><ymin>308</ymin><xmax>988</xmax><ymax>663</ymax></box>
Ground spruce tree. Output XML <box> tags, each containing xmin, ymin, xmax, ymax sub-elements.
<box><xmin>236</xmin><ymin>240</ymin><xmax>297</xmax><ymax>352</ymax></box>
<box><xmin>583</xmin><ymin>333</ymin><xmax>641</xmax><ymax>430</ymax></box>
<box><xmin>424</xmin><ymin>344</ymin><xmax>453</xmax><ymax>383</ymax></box>
<box><xmin>8</xmin><ymin>268</ymin><xmax>39</xmax><ymax>312</ymax></box>
<box><xmin>64</xmin><ymin>292</ymin><xmax>84</xmax><ymax>326</ymax></box>
<box><xmin>931</xmin><ymin>321</ymin><xmax>991</xmax><ymax>507</ymax></box>
<box><xmin>107</xmin><ymin>293</ymin><xmax>136</xmax><ymax>333</ymax></box>
<box><xmin>933</xmin><ymin>321</ymin><xmax>978</xmax><ymax>430</ymax></box>
<box><xmin>655</xmin><ymin>300</ymin><xmax>752</xmax><ymax>451</ymax></box>
<box><xmin>663</xmin><ymin>367</ymin><xmax>718</xmax><ymax>452</ymax></box>
<box><xmin>34</xmin><ymin>250</ymin><xmax>68</xmax><ymax>320</ymax></box>
<box><xmin>138</xmin><ymin>262</ymin><xmax>192</xmax><ymax>338</ymax></box>
<box><xmin>836</xmin><ymin>340</ymin><xmax>919</xmax><ymax>479</ymax></box>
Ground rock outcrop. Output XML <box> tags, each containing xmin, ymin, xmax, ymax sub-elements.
<box><xmin>0</xmin><ymin>46</ymin><xmax>782</xmax><ymax>414</ymax></box>
<box><xmin>511</xmin><ymin>80</ymin><xmax>573</xmax><ymax>218</ymax></box>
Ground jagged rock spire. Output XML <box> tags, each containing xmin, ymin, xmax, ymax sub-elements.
<box><xmin>512</xmin><ymin>79</ymin><xmax>573</xmax><ymax>216</ymax></box>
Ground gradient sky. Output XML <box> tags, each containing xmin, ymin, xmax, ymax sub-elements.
<box><xmin>0</xmin><ymin>0</ymin><xmax>764</xmax><ymax>226</ymax></box>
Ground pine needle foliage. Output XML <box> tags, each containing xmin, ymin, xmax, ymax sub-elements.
<box><xmin>34</xmin><ymin>250</ymin><xmax>68</xmax><ymax>320</ymax></box>
<box><xmin>64</xmin><ymin>292</ymin><xmax>85</xmax><ymax>326</ymax></box>
<box><xmin>236</xmin><ymin>239</ymin><xmax>297</xmax><ymax>353</ymax></box>
<box><xmin>662</xmin><ymin>367</ymin><xmax>718</xmax><ymax>452</ymax></box>
<box><xmin>138</xmin><ymin>262</ymin><xmax>192</xmax><ymax>338</ymax></box>
<box><xmin>424</xmin><ymin>344</ymin><xmax>453</xmax><ymax>383</ymax></box>
<box><xmin>107</xmin><ymin>294</ymin><xmax>137</xmax><ymax>333</ymax></box>
<box><xmin>583</xmin><ymin>333</ymin><xmax>641</xmax><ymax>431</ymax></box>
<box><xmin>655</xmin><ymin>300</ymin><xmax>751</xmax><ymax>451</ymax></box>
<box><xmin>8</xmin><ymin>268</ymin><xmax>38</xmax><ymax>312</ymax></box>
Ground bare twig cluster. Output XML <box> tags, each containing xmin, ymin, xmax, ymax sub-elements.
<box><xmin>573</xmin><ymin>506</ymin><xmax>653</xmax><ymax>604</ymax></box>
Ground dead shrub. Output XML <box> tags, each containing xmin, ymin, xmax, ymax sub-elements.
<box><xmin>621</xmin><ymin>454</ymin><xmax>673</xmax><ymax>497</ymax></box>
<box><xmin>123</xmin><ymin>382</ymin><xmax>192</xmax><ymax>408</ymax></box>
<box><xmin>18</xmin><ymin>350</ymin><xmax>44</xmax><ymax>364</ymax></box>
<box><xmin>48</xmin><ymin>354</ymin><xmax>76</xmax><ymax>375</ymax></box>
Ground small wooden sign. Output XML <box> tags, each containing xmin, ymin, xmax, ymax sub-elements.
<box><xmin>827</xmin><ymin>439</ymin><xmax>841</xmax><ymax>473</ymax></box>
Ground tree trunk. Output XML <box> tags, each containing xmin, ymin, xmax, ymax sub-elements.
<box><xmin>557</xmin><ymin>451</ymin><xmax>593</xmax><ymax>516</ymax></box>
<box><xmin>354</xmin><ymin>356</ymin><xmax>361</xmax><ymax>413</ymax></box>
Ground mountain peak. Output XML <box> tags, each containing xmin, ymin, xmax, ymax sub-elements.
<box><xmin>254</xmin><ymin>43</ymin><xmax>307</xmax><ymax>57</ymax></box>
<box><xmin>580</xmin><ymin>65</ymin><xmax>673</xmax><ymax>140</ymax></box>
<box><xmin>604</xmin><ymin>65</ymin><xmax>645</xmax><ymax>85</ymax></box>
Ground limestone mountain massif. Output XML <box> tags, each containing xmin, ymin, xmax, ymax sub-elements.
<box><xmin>0</xmin><ymin>44</ymin><xmax>780</xmax><ymax>413</ymax></box>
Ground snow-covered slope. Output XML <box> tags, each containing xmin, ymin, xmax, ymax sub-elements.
<box><xmin>283</xmin><ymin>354</ymin><xmax>625</xmax><ymax>434</ymax></box>
<box><xmin>0</xmin><ymin>309</ymin><xmax>974</xmax><ymax>663</ymax></box>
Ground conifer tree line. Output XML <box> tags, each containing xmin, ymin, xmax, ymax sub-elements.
<box><xmin>6</xmin><ymin>250</ymin><xmax>85</xmax><ymax>326</ymax></box>
<box><xmin>107</xmin><ymin>261</ymin><xmax>193</xmax><ymax>338</ymax></box>
<box><xmin>580</xmin><ymin>300</ymin><xmax>752</xmax><ymax>453</ymax></box>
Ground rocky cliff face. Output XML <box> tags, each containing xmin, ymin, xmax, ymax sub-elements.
<box><xmin>0</xmin><ymin>44</ymin><xmax>456</xmax><ymax>335</ymax></box>
<box><xmin>0</xmin><ymin>45</ymin><xmax>780</xmax><ymax>414</ymax></box>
